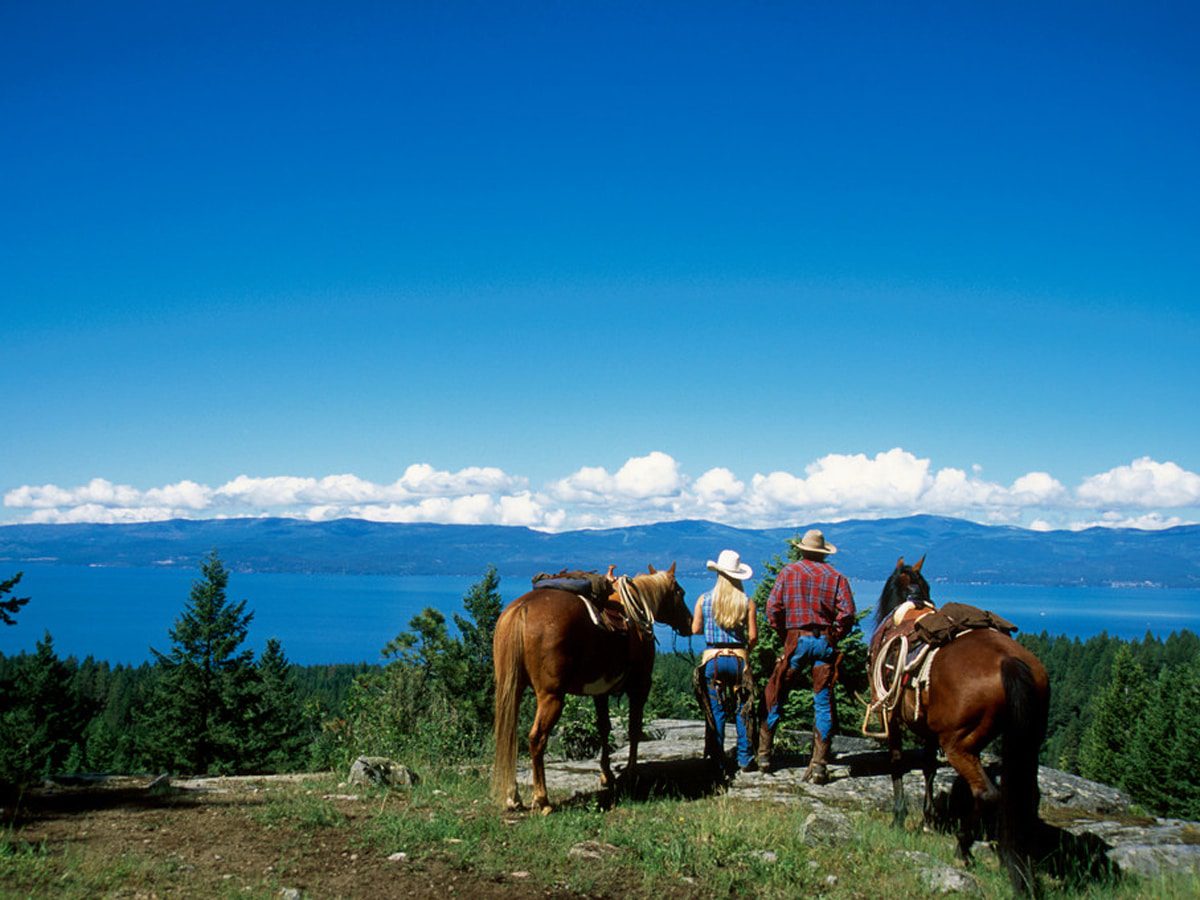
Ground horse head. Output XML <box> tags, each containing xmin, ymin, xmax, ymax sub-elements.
<box><xmin>639</xmin><ymin>562</ymin><xmax>692</xmax><ymax>636</ymax></box>
<box><xmin>875</xmin><ymin>554</ymin><xmax>931</xmax><ymax>631</ymax></box>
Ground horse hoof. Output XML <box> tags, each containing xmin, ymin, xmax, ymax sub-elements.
<box><xmin>539</xmin><ymin>804</ymin><xmax>554</xmax><ymax>816</ymax></box>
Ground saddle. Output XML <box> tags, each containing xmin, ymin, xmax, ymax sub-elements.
<box><xmin>531</xmin><ymin>569</ymin><xmax>611</xmax><ymax>600</ymax></box>
<box><xmin>530</xmin><ymin>569</ymin><xmax>647</xmax><ymax>635</ymax></box>
<box><xmin>912</xmin><ymin>601</ymin><xmax>1017</xmax><ymax>645</ymax></box>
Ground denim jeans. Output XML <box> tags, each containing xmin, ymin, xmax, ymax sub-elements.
<box><xmin>704</xmin><ymin>655</ymin><xmax>754</xmax><ymax>767</ymax></box>
<box><xmin>766</xmin><ymin>633</ymin><xmax>836</xmax><ymax>739</ymax></box>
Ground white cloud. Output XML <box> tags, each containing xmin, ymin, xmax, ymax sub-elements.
<box><xmin>4</xmin><ymin>453</ymin><xmax>1198</xmax><ymax>532</ymax></box>
<box><xmin>694</xmin><ymin>467</ymin><xmax>745</xmax><ymax>503</ymax></box>
<box><xmin>1077</xmin><ymin>458</ymin><xmax>1200</xmax><ymax>508</ymax></box>
<box><xmin>549</xmin><ymin>451</ymin><xmax>684</xmax><ymax>505</ymax></box>
<box><xmin>613</xmin><ymin>452</ymin><xmax>684</xmax><ymax>498</ymax></box>
<box><xmin>1064</xmin><ymin>511</ymin><xmax>1190</xmax><ymax>532</ymax></box>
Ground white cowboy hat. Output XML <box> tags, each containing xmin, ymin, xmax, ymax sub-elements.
<box><xmin>791</xmin><ymin>528</ymin><xmax>837</xmax><ymax>555</ymax></box>
<box><xmin>706</xmin><ymin>549</ymin><xmax>753</xmax><ymax>580</ymax></box>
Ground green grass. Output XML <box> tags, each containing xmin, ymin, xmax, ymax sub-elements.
<box><xmin>4</xmin><ymin>770</ymin><xmax>1199</xmax><ymax>898</ymax></box>
<box><xmin>0</xmin><ymin>834</ymin><xmax>184</xmax><ymax>900</ymax></box>
<box><xmin>359</xmin><ymin>768</ymin><xmax>1200</xmax><ymax>898</ymax></box>
<box><xmin>252</xmin><ymin>778</ymin><xmax>347</xmax><ymax>831</ymax></box>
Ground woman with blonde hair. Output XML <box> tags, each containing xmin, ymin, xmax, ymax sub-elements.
<box><xmin>692</xmin><ymin>549</ymin><xmax>758</xmax><ymax>776</ymax></box>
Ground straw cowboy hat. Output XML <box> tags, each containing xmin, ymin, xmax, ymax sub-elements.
<box><xmin>706</xmin><ymin>549</ymin><xmax>753</xmax><ymax>580</ymax></box>
<box><xmin>791</xmin><ymin>529</ymin><xmax>837</xmax><ymax>555</ymax></box>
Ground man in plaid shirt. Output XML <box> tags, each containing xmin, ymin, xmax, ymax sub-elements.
<box><xmin>758</xmin><ymin>529</ymin><xmax>855</xmax><ymax>782</ymax></box>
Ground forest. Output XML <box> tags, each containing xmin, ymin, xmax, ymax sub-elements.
<box><xmin>1</xmin><ymin>550</ymin><xmax>1197</xmax><ymax>821</ymax></box>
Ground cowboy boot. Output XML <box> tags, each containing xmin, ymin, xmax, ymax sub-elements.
<box><xmin>756</xmin><ymin>720</ymin><xmax>774</xmax><ymax>773</ymax></box>
<box><xmin>802</xmin><ymin>728</ymin><xmax>832</xmax><ymax>785</ymax></box>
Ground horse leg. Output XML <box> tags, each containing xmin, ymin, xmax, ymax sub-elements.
<box><xmin>942</xmin><ymin>742</ymin><xmax>999</xmax><ymax>865</ymax></box>
<box><xmin>889</xmin><ymin>728</ymin><xmax>909</xmax><ymax>829</ymax></box>
<box><xmin>594</xmin><ymin>694</ymin><xmax>615</xmax><ymax>789</ymax></box>
<box><xmin>528</xmin><ymin>691</ymin><xmax>565</xmax><ymax>813</ymax></box>
<box><xmin>921</xmin><ymin>738</ymin><xmax>939</xmax><ymax>828</ymax></box>
<box><xmin>619</xmin><ymin>688</ymin><xmax>647</xmax><ymax>794</ymax></box>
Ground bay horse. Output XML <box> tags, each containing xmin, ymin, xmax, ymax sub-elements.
<box><xmin>492</xmin><ymin>564</ymin><xmax>693</xmax><ymax>812</ymax></box>
<box><xmin>872</xmin><ymin>557</ymin><xmax>1049</xmax><ymax>895</ymax></box>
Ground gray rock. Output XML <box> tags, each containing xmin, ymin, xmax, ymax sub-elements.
<box><xmin>748</xmin><ymin>849</ymin><xmax>778</xmax><ymax>864</ymax></box>
<box><xmin>897</xmin><ymin>851</ymin><xmax>981</xmax><ymax>894</ymax></box>
<box><xmin>568</xmin><ymin>840</ymin><xmax>621</xmax><ymax>860</ymax></box>
<box><xmin>1036</xmin><ymin>767</ymin><xmax>1130</xmax><ymax>814</ymax></box>
<box><xmin>347</xmin><ymin>756</ymin><xmax>418</xmax><ymax>788</ymax></box>
<box><xmin>799</xmin><ymin>804</ymin><xmax>854</xmax><ymax>844</ymax></box>
<box><xmin>1107</xmin><ymin>843</ymin><xmax>1200</xmax><ymax>877</ymax></box>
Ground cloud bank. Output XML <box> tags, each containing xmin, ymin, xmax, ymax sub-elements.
<box><xmin>4</xmin><ymin>451</ymin><xmax>1198</xmax><ymax>532</ymax></box>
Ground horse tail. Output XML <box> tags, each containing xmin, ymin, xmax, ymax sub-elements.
<box><xmin>999</xmin><ymin>656</ymin><xmax>1047</xmax><ymax>893</ymax></box>
<box><xmin>491</xmin><ymin>602</ymin><xmax>526</xmax><ymax>805</ymax></box>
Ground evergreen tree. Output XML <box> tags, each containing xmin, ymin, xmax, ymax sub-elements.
<box><xmin>344</xmin><ymin>567</ymin><xmax>506</xmax><ymax>763</ymax></box>
<box><xmin>1079</xmin><ymin>644</ymin><xmax>1146</xmax><ymax>789</ymax></box>
<box><xmin>1</xmin><ymin>571</ymin><xmax>30</xmax><ymax>626</ymax></box>
<box><xmin>0</xmin><ymin>633</ymin><xmax>86</xmax><ymax>784</ymax></box>
<box><xmin>244</xmin><ymin>638</ymin><xmax>306</xmax><ymax>772</ymax></box>
<box><xmin>385</xmin><ymin>565</ymin><xmax>503</xmax><ymax>728</ymax></box>
<box><xmin>1126</xmin><ymin>660</ymin><xmax>1200</xmax><ymax>819</ymax></box>
<box><xmin>142</xmin><ymin>551</ymin><xmax>257</xmax><ymax>774</ymax></box>
<box><xmin>449</xmin><ymin>565</ymin><xmax>503</xmax><ymax>727</ymax></box>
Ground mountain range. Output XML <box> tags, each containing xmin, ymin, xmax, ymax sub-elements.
<box><xmin>2</xmin><ymin>515</ymin><xmax>1198</xmax><ymax>588</ymax></box>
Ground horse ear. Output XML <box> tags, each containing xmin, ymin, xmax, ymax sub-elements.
<box><xmin>896</xmin><ymin>556</ymin><xmax>905</xmax><ymax>570</ymax></box>
<box><xmin>647</xmin><ymin>564</ymin><xmax>656</xmax><ymax>574</ymax></box>
<box><xmin>913</xmin><ymin>555</ymin><xmax>925</xmax><ymax>572</ymax></box>
<box><xmin>667</xmin><ymin>562</ymin><xmax>676</xmax><ymax>576</ymax></box>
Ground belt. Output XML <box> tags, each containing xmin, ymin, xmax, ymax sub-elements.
<box><xmin>790</xmin><ymin>625</ymin><xmax>827</xmax><ymax>636</ymax></box>
<box><xmin>700</xmin><ymin>647</ymin><xmax>749</xmax><ymax>665</ymax></box>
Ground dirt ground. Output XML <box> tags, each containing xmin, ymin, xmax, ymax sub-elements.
<box><xmin>2</xmin><ymin>775</ymin><xmax>572</xmax><ymax>899</ymax></box>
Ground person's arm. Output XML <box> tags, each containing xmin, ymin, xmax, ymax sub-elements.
<box><xmin>747</xmin><ymin>599</ymin><xmax>758</xmax><ymax>649</ymax></box>
<box><xmin>692</xmin><ymin>596</ymin><xmax>705</xmax><ymax>636</ymax></box>
<box><xmin>834</xmin><ymin>576</ymin><xmax>856</xmax><ymax>640</ymax></box>
<box><xmin>766</xmin><ymin>573</ymin><xmax>786</xmax><ymax>635</ymax></box>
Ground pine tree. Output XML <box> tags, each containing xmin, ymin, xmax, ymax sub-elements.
<box><xmin>449</xmin><ymin>565</ymin><xmax>503</xmax><ymax>728</ymax></box>
<box><xmin>1079</xmin><ymin>644</ymin><xmax>1146</xmax><ymax>789</ymax></box>
<box><xmin>244</xmin><ymin>638</ymin><xmax>306</xmax><ymax>772</ymax></box>
<box><xmin>0</xmin><ymin>632</ymin><xmax>86</xmax><ymax>783</ymax></box>
<box><xmin>1</xmin><ymin>571</ymin><xmax>30</xmax><ymax>626</ymax></box>
<box><xmin>142</xmin><ymin>551</ymin><xmax>257</xmax><ymax>774</ymax></box>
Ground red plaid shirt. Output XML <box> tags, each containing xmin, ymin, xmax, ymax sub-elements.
<box><xmin>766</xmin><ymin>559</ymin><xmax>856</xmax><ymax>641</ymax></box>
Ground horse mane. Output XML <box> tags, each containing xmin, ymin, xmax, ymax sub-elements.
<box><xmin>874</xmin><ymin>571</ymin><xmax>907</xmax><ymax>631</ymax></box>
<box><xmin>630</xmin><ymin>569</ymin><xmax>674</xmax><ymax>605</ymax></box>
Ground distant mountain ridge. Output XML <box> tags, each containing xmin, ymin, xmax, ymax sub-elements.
<box><xmin>2</xmin><ymin>515</ymin><xmax>1199</xmax><ymax>588</ymax></box>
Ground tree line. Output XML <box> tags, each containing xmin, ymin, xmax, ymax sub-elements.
<box><xmin>2</xmin><ymin>552</ymin><xmax>1197</xmax><ymax>820</ymax></box>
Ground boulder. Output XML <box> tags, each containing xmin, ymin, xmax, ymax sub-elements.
<box><xmin>347</xmin><ymin>756</ymin><xmax>418</xmax><ymax>788</ymax></box>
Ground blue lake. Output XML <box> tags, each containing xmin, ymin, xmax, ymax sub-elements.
<box><xmin>1</xmin><ymin>564</ymin><xmax>1198</xmax><ymax>665</ymax></box>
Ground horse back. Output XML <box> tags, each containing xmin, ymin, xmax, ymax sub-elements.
<box><xmin>501</xmin><ymin>588</ymin><xmax>651</xmax><ymax>697</ymax></box>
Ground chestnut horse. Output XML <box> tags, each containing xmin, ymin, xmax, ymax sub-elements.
<box><xmin>873</xmin><ymin>558</ymin><xmax>1049</xmax><ymax>895</ymax></box>
<box><xmin>492</xmin><ymin>564</ymin><xmax>693</xmax><ymax>812</ymax></box>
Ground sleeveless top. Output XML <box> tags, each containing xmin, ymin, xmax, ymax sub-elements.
<box><xmin>702</xmin><ymin>592</ymin><xmax>748</xmax><ymax>647</ymax></box>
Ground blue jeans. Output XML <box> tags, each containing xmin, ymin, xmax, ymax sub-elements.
<box><xmin>704</xmin><ymin>655</ymin><xmax>753</xmax><ymax>767</ymax></box>
<box><xmin>766</xmin><ymin>634</ymin><xmax>836</xmax><ymax>739</ymax></box>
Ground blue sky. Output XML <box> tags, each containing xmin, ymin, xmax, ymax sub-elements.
<box><xmin>2</xmin><ymin>2</ymin><xmax>1198</xmax><ymax>531</ymax></box>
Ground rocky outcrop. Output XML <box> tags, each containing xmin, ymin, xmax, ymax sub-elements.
<box><xmin>519</xmin><ymin>718</ymin><xmax>1200</xmax><ymax>881</ymax></box>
